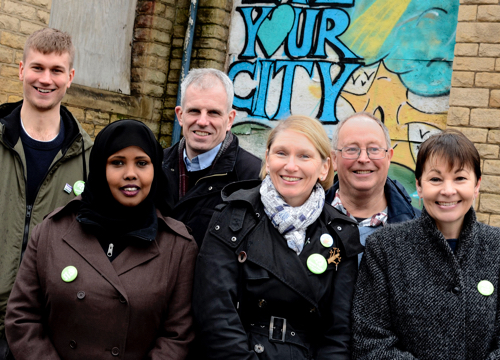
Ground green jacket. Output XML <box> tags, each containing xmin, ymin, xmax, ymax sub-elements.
<box><xmin>0</xmin><ymin>101</ymin><xmax>93</xmax><ymax>338</ymax></box>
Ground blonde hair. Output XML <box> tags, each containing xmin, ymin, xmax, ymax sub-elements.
<box><xmin>260</xmin><ymin>115</ymin><xmax>334</xmax><ymax>190</ymax></box>
<box><xmin>23</xmin><ymin>28</ymin><xmax>75</xmax><ymax>69</ymax></box>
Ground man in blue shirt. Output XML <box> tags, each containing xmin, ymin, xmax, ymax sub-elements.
<box><xmin>327</xmin><ymin>112</ymin><xmax>419</xmax><ymax>264</ymax></box>
<box><xmin>162</xmin><ymin>68</ymin><xmax>261</xmax><ymax>247</ymax></box>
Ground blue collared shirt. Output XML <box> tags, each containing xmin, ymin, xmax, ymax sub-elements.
<box><xmin>183</xmin><ymin>143</ymin><xmax>222</xmax><ymax>172</ymax></box>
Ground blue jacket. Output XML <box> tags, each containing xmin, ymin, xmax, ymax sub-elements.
<box><xmin>325</xmin><ymin>177</ymin><xmax>420</xmax><ymax>224</ymax></box>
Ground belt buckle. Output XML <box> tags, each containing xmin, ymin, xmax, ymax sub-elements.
<box><xmin>269</xmin><ymin>316</ymin><xmax>286</xmax><ymax>343</ymax></box>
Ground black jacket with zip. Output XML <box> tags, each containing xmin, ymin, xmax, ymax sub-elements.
<box><xmin>192</xmin><ymin>180</ymin><xmax>363</xmax><ymax>359</ymax></box>
<box><xmin>0</xmin><ymin>101</ymin><xmax>92</xmax><ymax>341</ymax></box>
<box><xmin>162</xmin><ymin>133</ymin><xmax>261</xmax><ymax>247</ymax></box>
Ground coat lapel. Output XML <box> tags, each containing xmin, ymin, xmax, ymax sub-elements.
<box><xmin>111</xmin><ymin>240</ymin><xmax>160</xmax><ymax>276</ymax></box>
<box><xmin>62</xmin><ymin>220</ymin><xmax>128</xmax><ymax>296</ymax></box>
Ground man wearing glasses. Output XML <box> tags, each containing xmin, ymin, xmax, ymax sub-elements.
<box><xmin>328</xmin><ymin>112</ymin><xmax>419</xmax><ymax>265</ymax></box>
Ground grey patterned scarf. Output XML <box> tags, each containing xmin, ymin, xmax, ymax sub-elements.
<box><xmin>260</xmin><ymin>175</ymin><xmax>325</xmax><ymax>255</ymax></box>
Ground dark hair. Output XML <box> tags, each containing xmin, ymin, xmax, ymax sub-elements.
<box><xmin>415</xmin><ymin>129</ymin><xmax>481</xmax><ymax>183</ymax></box>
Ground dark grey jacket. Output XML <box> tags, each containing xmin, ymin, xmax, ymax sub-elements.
<box><xmin>193</xmin><ymin>180</ymin><xmax>364</xmax><ymax>359</ymax></box>
<box><xmin>162</xmin><ymin>134</ymin><xmax>261</xmax><ymax>247</ymax></box>
<box><xmin>352</xmin><ymin>208</ymin><xmax>500</xmax><ymax>360</ymax></box>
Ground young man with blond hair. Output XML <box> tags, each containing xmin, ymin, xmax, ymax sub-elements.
<box><xmin>0</xmin><ymin>28</ymin><xmax>92</xmax><ymax>358</ymax></box>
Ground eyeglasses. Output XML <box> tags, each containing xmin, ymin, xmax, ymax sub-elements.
<box><xmin>335</xmin><ymin>147</ymin><xmax>388</xmax><ymax>160</ymax></box>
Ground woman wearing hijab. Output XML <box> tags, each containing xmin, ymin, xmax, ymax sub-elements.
<box><xmin>5</xmin><ymin>119</ymin><xmax>198</xmax><ymax>360</ymax></box>
<box><xmin>192</xmin><ymin>115</ymin><xmax>363</xmax><ymax>359</ymax></box>
<box><xmin>352</xmin><ymin>130</ymin><xmax>500</xmax><ymax>359</ymax></box>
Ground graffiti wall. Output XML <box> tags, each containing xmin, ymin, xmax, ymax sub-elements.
<box><xmin>227</xmin><ymin>0</ymin><xmax>460</xmax><ymax>205</ymax></box>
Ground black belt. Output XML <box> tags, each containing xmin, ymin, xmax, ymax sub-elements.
<box><xmin>247</xmin><ymin>316</ymin><xmax>311</xmax><ymax>348</ymax></box>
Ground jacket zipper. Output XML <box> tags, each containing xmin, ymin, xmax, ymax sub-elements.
<box><xmin>19</xmin><ymin>133</ymin><xmax>83</xmax><ymax>262</ymax></box>
<box><xmin>194</xmin><ymin>172</ymin><xmax>228</xmax><ymax>186</ymax></box>
<box><xmin>107</xmin><ymin>243</ymin><xmax>114</xmax><ymax>257</ymax></box>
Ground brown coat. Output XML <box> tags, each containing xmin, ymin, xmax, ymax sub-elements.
<box><xmin>5</xmin><ymin>201</ymin><xmax>198</xmax><ymax>360</ymax></box>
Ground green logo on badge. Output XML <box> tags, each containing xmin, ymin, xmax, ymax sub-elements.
<box><xmin>73</xmin><ymin>180</ymin><xmax>85</xmax><ymax>196</ymax></box>
<box><xmin>307</xmin><ymin>254</ymin><xmax>327</xmax><ymax>274</ymax></box>
<box><xmin>61</xmin><ymin>266</ymin><xmax>78</xmax><ymax>282</ymax></box>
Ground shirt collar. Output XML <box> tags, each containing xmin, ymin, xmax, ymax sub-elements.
<box><xmin>183</xmin><ymin>142</ymin><xmax>222</xmax><ymax>172</ymax></box>
<box><xmin>331</xmin><ymin>189</ymin><xmax>388</xmax><ymax>227</ymax></box>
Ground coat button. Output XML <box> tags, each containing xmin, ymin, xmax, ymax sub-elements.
<box><xmin>255</xmin><ymin>212</ymin><xmax>260</xmax><ymax>218</ymax></box>
<box><xmin>238</xmin><ymin>251</ymin><xmax>247</xmax><ymax>263</ymax></box>
<box><xmin>231</xmin><ymin>236</ymin><xmax>237</xmax><ymax>242</ymax></box>
<box><xmin>254</xmin><ymin>344</ymin><xmax>264</xmax><ymax>353</ymax></box>
<box><xmin>451</xmin><ymin>286</ymin><xmax>460</xmax><ymax>295</ymax></box>
<box><xmin>76</xmin><ymin>291</ymin><xmax>85</xmax><ymax>300</ymax></box>
<box><xmin>208</xmin><ymin>186</ymin><xmax>213</xmax><ymax>190</ymax></box>
<box><xmin>257</xmin><ymin>299</ymin><xmax>267</xmax><ymax>308</ymax></box>
<box><xmin>170</xmin><ymin>168</ymin><xmax>175</xmax><ymax>172</ymax></box>
<box><xmin>215</xmin><ymin>225</ymin><xmax>220</xmax><ymax>230</ymax></box>
<box><xmin>69</xmin><ymin>340</ymin><xmax>77</xmax><ymax>349</ymax></box>
<box><xmin>119</xmin><ymin>295</ymin><xmax>127</xmax><ymax>304</ymax></box>
<box><xmin>337</xmin><ymin>226</ymin><xmax>342</xmax><ymax>231</ymax></box>
<box><xmin>111</xmin><ymin>347</ymin><xmax>120</xmax><ymax>356</ymax></box>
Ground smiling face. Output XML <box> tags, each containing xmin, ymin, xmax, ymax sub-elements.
<box><xmin>332</xmin><ymin>116</ymin><xmax>393</xmax><ymax>198</ymax></box>
<box><xmin>266</xmin><ymin>129</ymin><xmax>330</xmax><ymax>207</ymax></box>
<box><xmin>19</xmin><ymin>49</ymin><xmax>74</xmax><ymax>112</ymax></box>
<box><xmin>106</xmin><ymin>146</ymin><xmax>154</xmax><ymax>207</ymax></box>
<box><xmin>416</xmin><ymin>157</ymin><xmax>481</xmax><ymax>239</ymax></box>
<box><xmin>176</xmin><ymin>80</ymin><xmax>236</xmax><ymax>160</ymax></box>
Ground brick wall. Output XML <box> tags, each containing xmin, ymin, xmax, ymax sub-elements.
<box><xmin>0</xmin><ymin>0</ymin><xmax>232</xmax><ymax>147</ymax></box>
<box><xmin>448</xmin><ymin>0</ymin><xmax>500</xmax><ymax>225</ymax></box>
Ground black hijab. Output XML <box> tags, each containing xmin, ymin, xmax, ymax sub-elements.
<box><xmin>77</xmin><ymin>119</ymin><xmax>169</xmax><ymax>240</ymax></box>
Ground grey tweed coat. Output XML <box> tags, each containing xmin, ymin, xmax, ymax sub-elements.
<box><xmin>352</xmin><ymin>208</ymin><xmax>500</xmax><ymax>360</ymax></box>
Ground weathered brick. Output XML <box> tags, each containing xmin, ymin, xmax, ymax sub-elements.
<box><xmin>136</xmin><ymin>15</ymin><xmax>154</xmax><ymax>28</ymax></box>
<box><xmin>173</xmin><ymin>25</ymin><xmax>186</xmax><ymax>38</ymax></box>
<box><xmin>449</xmin><ymin>88</ymin><xmax>489</xmax><ymax>107</ymax></box>
<box><xmin>152</xmin><ymin>16</ymin><xmax>173</xmax><ymax>31</ymax></box>
<box><xmin>477</xmin><ymin>212</ymin><xmax>490</xmax><ymax>224</ymax></box>
<box><xmin>154</xmin><ymin>2</ymin><xmax>167</xmax><ymax>15</ymax></box>
<box><xmin>137</xmin><ymin>1</ymin><xmax>155</xmax><ymax>14</ymax></box>
<box><xmin>453</xmin><ymin>56</ymin><xmax>495</xmax><ymax>71</ymax></box>
<box><xmin>458</xmin><ymin>5</ymin><xmax>477</xmax><ymax>21</ymax></box>
<box><xmin>496</xmin><ymin>58</ymin><xmax>500</xmax><ymax>71</ymax></box>
<box><xmin>479</xmin><ymin>193</ymin><xmax>500</xmax><ymax>214</ymax></box>
<box><xmin>477</xmin><ymin>5</ymin><xmax>500</xmax><ymax>21</ymax></box>
<box><xmin>197</xmin><ymin>48</ymin><xmax>226</xmax><ymax>62</ymax></box>
<box><xmin>471</xmin><ymin>109</ymin><xmax>500</xmax><ymax>127</ymax></box>
<box><xmin>479</xmin><ymin>44</ymin><xmax>500</xmax><ymax>57</ymax></box>
<box><xmin>476</xmin><ymin>72</ymin><xmax>500</xmax><ymax>88</ymax></box>
<box><xmin>152</xmin><ymin>29</ymin><xmax>171</xmax><ymax>44</ymax></box>
<box><xmin>37</xmin><ymin>10</ymin><xmax>50</xmax><ymax>24</ymax></box>
<box><xmin>1</xmin><ymin>78</ymin><xmax>24</xmax><ymax>93</ymax></box>
<box><xmin>167</xmin><ymin>69</ymin><xmax>180</xmax><ymax>82</ymax></box>
<box><xmin>484</xmin><ymin>159</ymin><xmax>500</xmax><ymax>174</ymax></box>
<box><xmin>65</xmin><ymin>106</ymin><xmax>84</xmax><ymax>122</ymax></box>
<box><xmin>94</xmin><ymin>125</ymin><xmax>106</xmax><ymax>137</ymax></box>
<box><xmin>456</xmin><ymin>23</ymin><xmax>500</xmax><ymax>43</ymax></box>
<box><xmin>132</xmin><ymin>54</ymin><xmax>158</xmax><ymax>68</ymax></box>
<box><xmin>157</xmin><ymin>57</ymin><xmax>168</xmax><ymax>71</ymax></box>
<box><xmin>164</xmin><ymin>7</ymin><xmax>176</xmax><ymax>19</ymax></box>
<box><xmin>80</xmin><ymin>123</ymin><xmax>94</xmax><ymax>137</ymax></box>
<box><xmin>454</xmin><ymin>43</ymin><xmax>478</xmax><ymax>56</ymax></box>
<box><xmin>131</xmin><ymin>82</ymin><xmax>164</xmax><ymax>97</ymax></box>
<box><xmin>166</xmin><ymin>83</ymin><xmax>178</xmax><ymax>96</ymax></box>
<box><xmin>200</xmin><ymin>0</ymin><xmax>232</xmax><ymax>11</ymax></box>
<box><xmin>0</xmin><ymin>14</ymin><xmax>19</xmax><ymax>32</ymax></box>
<box><xmin>134</xmin><ymin>28</ymin><xmax>152</xmax><ymax>42</ymax></box>
<box><xmin>86</xmin><ymin>110</ymin><xmax>110</xmax><ymax>126</ymax></box>
<box><xmin>25</xmin><ymin>0</ymin><xmax>51</xmax><ymax>9</ymax></box>
<box><xmin>170</xmin><ymin>59</ymin><xmax>182</xmax><ymax>69</ymax></box>
<box><xmin>0</xmin><ymin>46</ymin><xmax>15</xmax><ymax>63</ymax></box>
<box><xmin>489</xmin><ymin>214</ymin><xmax>500</xmax><ymax>226</ymax></box>
<box><xmin>0</xmin><ymin>65</ymin><xmax>19</xmax><ymax>79</ymax></box>
<box><xmin>172</xmin><ymin>38</ymin><xmax>184</xmax><ymax>47</ymax></box>
<box><xmin>461</xmin><ymin>0</ymin><xmax>498</xmax><ymax>4</ymax></box>
<box><xmin>19</xmin><ymin>21</ymin><xmax>44</xmax><ymax>35</ymax></box>
<box><xmin>490</xmin><ymin>90</ymin><xmax>500</xmax><ymax>107</ymax></box>
<box><xmin>200</xmin><ymin>25</ymin><xmax>228</xmax><ymax>39</ymax></box>
<box><xmin>0</xmin><ymin>32</ymin><xmax>27</xmax><ymax>50</ymax></box>
<box><xmin>171</xmin><ymin>47</ymin><xmax>182</xmax><ymax>59</ymax></box>
<box><xmin>4</xmin><ymin>1</ymin><xmax>37</xmax><ymax>19</ymax></box>
<box><xmin>197</xmin><ymin>8</ymin><xmax>230</xmax><ymax>26</ymax></box>
<box><xmin>7</xmin><ymin>95</ymin><xmax>23</xmax><ymax>102</ymax></box>
<box><xmin>488</xmin><ymin>130</ymin><xmax>500</xmax><ymax>144</ymax></box>
<box><xmin>475</xmin><ymin>143</ymin><xmax>499</xmax><ymax>158</ymax></box>
<box><xmin>452</xmin><ymin>71</ymin><xmax>475</xmax><ymax>87</ymax></box>
<box><xmin>479</xmin><ymin>175</ymin><xmax>500</xmax><ymax>194</ymax></box>
<box><xmin>149</xmin><ymin>43</ymin><xmax>170</xmax><ymax>57</ymax></box>
<box><xmin>15</xmin><ymin>50</ymin><xmax>23</xmax><ymax>63</ymax></box>
<box><xmin>191</xmin><ymin>59</ymin><xmax>224</xmax><ymax>70</ymax></box>
<box><xmin>0</xmin><ymin>94</ymin><xmax>9</xmax><ymax>103</ymax></box>
<box><xmin>131</xmin><ymin>68</ymin><xmax>167</xmax><ymax>85</ymax></box>
<box><xmin>448</xmin><ymin>126</ymin><xmax>488</xmax><ymax>142</ymax></box>
<box><xmin>447</xmin><ymin>107</ymin><xmax>470</xmax><ymax>126</ymax></box>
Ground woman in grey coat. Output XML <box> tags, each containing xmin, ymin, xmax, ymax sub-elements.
<box><xmin>352</xmin><ymin>129</ymin><xmax>500</xmax><ymax>360</ymax></box>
